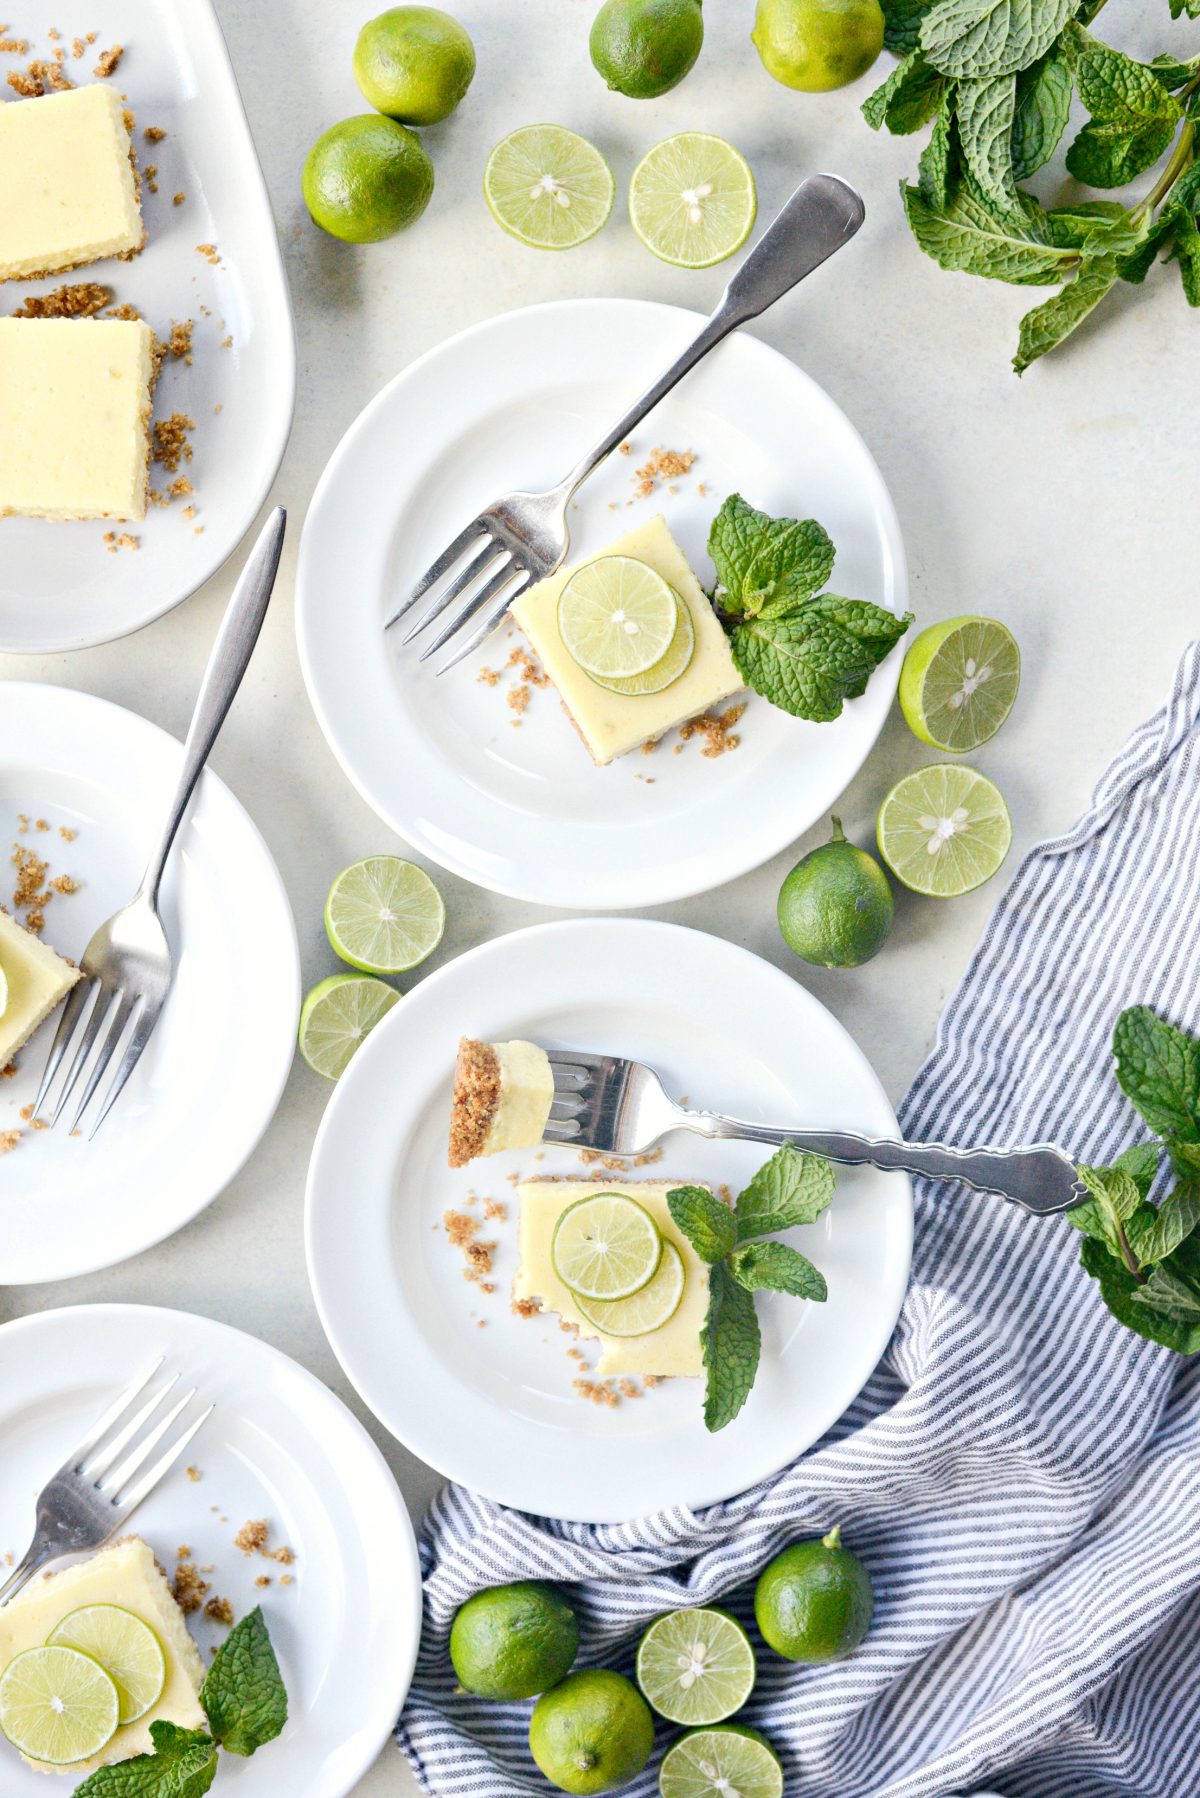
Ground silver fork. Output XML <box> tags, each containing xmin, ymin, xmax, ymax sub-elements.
<box><xmin>0</xmin><ymin>1360</ymin><xmax>213</xmax><ymax>1608</ymax></box>
<box><xmin>544</xmin><ymin>1050</ymin><xmax>1088</xmax><ymax>1215</ymax></box>
<box><xmin>33</xmin><ymin>507</ymin><xmax>287</xmax><ymax>1139</ymax></box>
<box><xmin>385</xmin><ymin>172</ymin><xmax>866</xmax><ymax>673</ymax></box>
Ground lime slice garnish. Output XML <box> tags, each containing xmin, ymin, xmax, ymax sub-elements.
<box><xmin>877</xmin><ymin>765</ymin><xmax>1012</xmax><ymax>898</ymax></box>
<box><xmin>324</xmin><ymin>856</ymin><xmax>445</xmax><ymax>975</ymax></box>
<box><xmin>636</xmin><ymin>1608</ymin><xmax>756</xmax><ymax>1725</ymax></box>
<box><xmin>0</xmin><ymin>1646</ymin><xmax>120</xmax><ymax>1766</ymax></box>
<box><xmin>47</xmin><ymin>1606</ymin><xmax>165</xmax><ymax>1727</ymax></box>
<box><xmin>551</xmin><ymin>1192</ymin><xmax>662</xmax><ymax>1301</ymax></box>
<box><xmin>630</xmin><ymin>132</ymin><xmax>757</xmax><ymax>268</ymax></box>
<box><xmin>559</xmin><ymin>557</ymin><xmax>680</xmax><ymax>680</ymax></box>
<box><xmin>298</xmin><ymin>972</ymin><xmax>400</xmax><ymax>1080</ymax></box>
<box><xmin>589</xmin><ymin>596</ymin><xmax>696</xmax><ymax>696</ymax></box>
<box><xmin>484</xmin><ymin>124</ymin><xmax>615</xmax><ymax>249</ymax></box>
<box><xmin>659</xmin><ymin>1725</ymin><xmax>784</xmax><ymax>1798</ymax></box>
<box><xmin>898</xmin><ymin>616</ymin><xmax>1021</xmax><ymax>753</ymax></box>
<box><xmin>575</xmin><ymin>1239</ymin><xmax>686</xmax><ymax>1337</ymax></box>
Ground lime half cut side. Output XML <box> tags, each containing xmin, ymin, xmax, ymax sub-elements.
<box><xmin>630</xmin><ymin>132</ymin><xmax>757</xmax><ymax>268</ymax></box>
<box><xmin>636</xmin><ymin>1607</ymin><xmax>756</xmax><ymax>1725</ymax></box>
<box><xmin>877</xmin><ymin>765</ymin><xmax>1012</xmax><ymax>898</ymax></box>
<box><xmin>899</xmin><ymin>616</ymin><xmax>1020</xmax><ymax>753</ymax></box>
<box><xmin>659</xmin><ymin>1724</ymin><xmax>784</xmax><ymax>1798</ymax></box>
<box><xmin>46</xmin><ymin>1606</ymin><xmax>165</xmax><ymax>1727</ymax></box>
<box><xmin>551</xmin><ymin>1192</ymin><xmax>662</xmax><ymax>1301</ymax></box>
<box><xmin>325</xmin><ymin>856</ymin><xmax>445</xmax><ymax>975</ymax></box>
<box><xmin>559</xmin><ymin>557</ymin><xmax>680</xmax><ymax>679</ymax></box>
<box><xmin>590</xmin><ymin>596</ymin><xmax>696</xmax><ymax>696</ymax></box>
<box><xmin>575</xmin><ymin>1239</ymin><xmax>686</xmax><ymax>1337</ymax></box>
<box><xmin>298</xmin><ymin>972</ymin><xmax>400</xmax><ymax>1080</ymax></box>
<box><xmin>484</xmin><ymin>124</ymin><xmax>615</xmax><ymax>249</ymax></box>
<box><xmin>0</xmin><ymin>1645</ymin><xmax>120</xmax><ymax>1766</ymax></box>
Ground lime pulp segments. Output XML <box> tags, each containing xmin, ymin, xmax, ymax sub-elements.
<box><xmin>574</xmin><ymin>1239</ymin><xmax>686</xmax><ymax>1337</ymax></box>
<box><xmin>636</xmin><ymin>1607</ymin><xmax>756</xmax><ymax>1725</ymax></box>
<box><xmin>484</xmin><ymin>124</ymin><xmax>615</xmax><ymax>249</ymax></box>
<box><xmin>558</xmin><ymin>557</ymin><xmax>680</xmax><ymax>679</ymax></box>
<box><xmin>0</xmin><ymin>1646</ymin><xmax>120</xmax><ymax>1765</ymax></box>
<box><xmin>877</xmin><ymin>765</ymin><xmax>1012</xmax><ymax>897</ymax></box>
<box><xmin>629</xmin><ymin>132</ymin><xmax>757</xmax><ymax>267</ymax></box>
<box><xmin>659</xmin><ymin>1726</ymin><xmax>784</xmax><ymax>1798</ymax></box>
<box><xmin>46</xmin><ymin>1606</ymin><xmax>165</xmax><ymax>1727</ymax></box>
<box><xmin>899</xmin><ymin>616</ymin><xmax>1020</xmax><ymax>752</ymax></box>
<box><xmin>325</xmin><ymin>856</ymin><xmax>445</xmax><ymax>974</ymax></box>
<box><xmin>551</xmin><ymin>1192</ymin><xmax>663</xmax><ymax>1301</ymax></box>
<box><xmin>298</xmin><ymin>972</ymin><xmax>400</xmax><ymax>1080</ymax></box>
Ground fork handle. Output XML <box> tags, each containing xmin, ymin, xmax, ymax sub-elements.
<box><xmin>687</xmin><ymin>1119</ymin><xmax>1085</xmax><ymax>1216</ymax></box>
<box><xmin>0</xmin><ymin>1540</ymin><xmax>54</xmax><ymax>1609</ymax></box>
<box><xmin>561</xmin><ymin>174</ymin><xmax>865</xmax><ymax>497</ymax></box>
<box><xmin>139</xmin><ymin>507</ymin><xmax>286</xmax><ymax>905</ymax></box>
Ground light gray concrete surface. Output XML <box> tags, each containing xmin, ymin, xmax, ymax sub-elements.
<box><xmin>2</xmin><ymin>2</ymin><xmax>1194</xmax><ymax>1790</ymax></box>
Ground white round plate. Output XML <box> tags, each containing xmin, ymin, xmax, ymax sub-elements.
<box><xmin>0</xmin><ymin>1304</ymin><xmax>421</xmax><ymax>1798</ymax></box>
<box><xmin>296</xmin><ymin>298</ymin><xmax>906</xmax><ymax>910</ymax></box>
<box><xmin>0</xmin><ymin>684</ymin><xmax>299</xmax><ymax>1284</ymax></box>
<box><xmin>306</xmin><ymin>919</ymin><xmax>912</xmax><ymax>1523</ymax></box>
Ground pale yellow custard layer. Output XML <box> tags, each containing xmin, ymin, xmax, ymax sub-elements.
<box><xmin>0</xmin><ymin>910</ymin><xmax>79</xmax><ymax>1069</ymax></box>
<box><xmin>0</xmin><ymin>84</ymin><xmax>144</xmax><ymax>281</ymax></box>
<box><xmin>0</xmin><ymin>1538</ymin><xmax>207</xmax><ymax>1776</ymax></box>
<box><xmin>512</xmin><ymin>516</ymin><xmax>744</xmax><ymax>765</ymax></box>
<box><xmin>0</xmin><ymin>318</ymin><xmax>155</xmax><ymax>521</ymax></box>
<box><xmin>514</xmin><ymin>1179</ymin><xmax>710</xmax><ymax>1377</ymax></box>
<box><xmin>483</xmin><ymin>1040</ymin><xmax>553</xmax><ymax>1154</ymax></box>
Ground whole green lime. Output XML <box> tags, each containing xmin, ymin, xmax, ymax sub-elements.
<box><xmin>449</xmin><ymin>1581</ymin><xmax>579</xmax><ymax>1701</ymax></box>
<box><xmin>751</xmin><ymin>0</ymin><xmax>884</xmax><ymax>91</ymax></box>
<box><xmin>590</xmin><ymin>0</ymin><xmax>704</xmax><ymax>98</ymax></box>
<box><xmin>353</xmin><ymin>6</ymin><xmax>476</xmax><ymax>124</ymax></box>
<box><xmin>777</xmin><ymin>816</ymin><xmax>894</xmax><ymax>968</ymax></box>
<box><xmin>754</xmin><ymin>1527</ymin><xmax>874</xmax><ymax>1663</ymax></box>
<box><xmin>529</xmin><ymin>1669</ymin><xmax>655</xmax><ymax>1795</ymax></box>
<box><xmin>302</xmin><ymin>115</ymin><xmax>434</xmax><ymax>243</ymax></box>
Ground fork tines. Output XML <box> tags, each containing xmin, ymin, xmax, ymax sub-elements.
<box><xmin>66</xmin><ymin>1360</ymin><xmax>214</xmax><ymax>1514</ymax></box>
<box><xmin>545</xmin><ymin>1049</ymin><xmax>606</xmax><ymax>1145</ymax></box>
<box><xmin>382</xmin><ymin>518</ymin><xmax>533</xmax><ymax>672</ymax></box>
<box><xmin>33</xmin><ymin>978</ymin><xmax>150</xmax><ymax>1140</ymax></box>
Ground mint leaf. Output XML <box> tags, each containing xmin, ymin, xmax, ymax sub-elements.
<box><xmin>1146</xmin><ymin>52</ymin><xmax>1200</xmax><ymax>89</ymax></box>
<box><xmin>1078</xmin><ymin>1236</ymin><xmax>1200</xmax><ymax>1352</ymax></box>
<box><xmin>919</xmin><ymin>0</ymin><xmax>1078</xmax><ymax>81</ymax></box>
<box><xmin>1134</xmin><ymin>1261</ymin><xmax>1200</xmax><ymax>1321</ymax></box>
<box><xmin>1064</xmin><ymin>23</ymin><xmax>1181</xmax><ymax>187</ymax></box>
<box><xmin>707</xmin><ymin>496</ymin><xmax>834</xmax><ymax>621</ymax></box>
<box><xmin>862</xmin><ymin>51</ymin><xmax>944</xmax><ymax>133</ymax></box>
<box><xmin>667</xmin><ymin>1186</ymin><xmax>737</xmax><ymax>1264</ymax></box>
<box><xmin>200</xmin><ymin>1606</ymin><xmax>287</xmax><ymax>1758</ymax></box>
<box><xmin>1113</xmin><ymin>1005</ymin><xmax>1200</xmax><ymax>1142</ymax></box>
<box><xmin>956</xmin><ymin>74</ymin><xmax>1020</xmax><ymax>213</ymax></box>
<box><xmin>701</xmin><ymin>1263</ymin><xmax>761</xmax><ymax>1432</ymax></box>
<box><xmin>730</xmin><ymin>1240</ymin><xmax>827</xmax><ymax>1301</ymax></box>
<box><xmin>1068</xmin><ymin>1160</ymin><xmax>1147</xmax><ymax>1259</ymax></box>
<box><xmin>735</xmin><ymin>1144</ymin><xmax>836</xmax><ymax>1240</ymax></box>
<box><xmin>919</xmin><ymin>94</ymin><xmax>958</xmax><ymax>205</ymax></box>
<box><xmin>902</xmin><ymin>181</ymin><xmax>1075</xmax><ymax>284</ymax></box>
<box><xmin>1012</xmin><ymin>42</ymin><xmax>1073</xmax><ymax>177</ymax></box>
<box><xmin>1013</xmin><ymin>259</ymin><xmax>1117</xmax><ymax>371</ymax></box>
<box><xmin>1128</xmin><ymin>1181</ymin><xmax>1200</xmax><ymax>1265</ymax></box>
<box><xmin>882</xmin><ymin>0</ymin><xmax>938</xmax><ymax>53</ymax></box>
<box><xmin>729</xmin><ymin>596</ymin><xmax>912</xmax><ymax>723</ymax></box>
<box><xmin>1114</xmin><ymin>1141</ymin><xmax>1160</xmax><ymax>1196</ymax></box>
<box><xmin>1045</xmin><ymin>201</ymin><xmax>1149</xmax><ymax>258</ymax></box>
<box><xmin>74</xmin><ymin>1726</ymin><xmax>218</xmax><ymax>1797</ymax></box>
<box><xmin>1169</xmin><ymin>0</ymin><xmax>1200</xmax><ymax>17</ymax></box>
<box><xmin>1120</xmin><ymin>165</ymin><xmax>1200</xmax><ymax>288</ymax></box>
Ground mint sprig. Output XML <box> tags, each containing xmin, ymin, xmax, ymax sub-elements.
<box><xmin>669</xmin><ymin>1145</ymin><xmax>833</xmax><ymax>1432</ymax></box>
<box><xmin>707</xmin><ymin>496</ymin><xmax>912</xmax><ymax>724</ymax></box>
<box><xmin>75</xmin><ymin>1609</ymin><xmax>287</xmax><ymax>1796</ymax></box>
<box><xmin>866</xmin><ymin>0</ymin><xmax>1200</xmax><ymax>369</ymax></box>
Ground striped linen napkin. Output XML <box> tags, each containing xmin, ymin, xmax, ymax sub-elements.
<box><xmin>397</xmin><ymin>643</ymin><xmax>1200</xmax><ymax>1797</ymax></box>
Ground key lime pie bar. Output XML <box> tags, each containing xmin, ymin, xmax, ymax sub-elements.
<box><xmin>0</xmin><ymin>911</ymin><xmax>80</xmax><ymax>1069</ymax></box>
<box><xmin>0</xmin><ymin>84</ymin><xmax>144</xmax><ymax>281</ymax></box>
<box><xmin>513</xmin><ymin>1181</ymin><xmax>710</xmax><ymax>1376</ymax></box>
<box><xmin>511</xmin><ymin>515</ymin><xmax>743</xmax><ymax>764</ymax></box>
<box><xmin>0</xmin><ymin>1538</ymin><xmax>207</xmax><ymax>1775</ymax></box>
<box><xmin>449</xmin><ymin>1036</ymin><xmax>553</xmax><ymax>1166</ymax></box>
<box><xmin>0</xmin><ymin>317</ymin><xmax>156</xmax><ymax>521</ymax></box>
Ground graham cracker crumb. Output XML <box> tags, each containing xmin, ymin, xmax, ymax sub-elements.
<box><xmin>204</xmin><ymin>1596</ymin><xmax>234</xmax><ymax>1626</ymax></box>
<box><xmin>172</xmin><ymin>1557</ymin><xmax>209</xmax><ymax>1613</ymax></box>
<box><xmin>143</xmin><ymin>124</ymin><xmax>166</xmax><ymax>142</ymax></box>
<box><xmin>186</xmin><ymin>1466</ymin><xmax>202</xmax><ymax>1483</ymax></box>
<box><xmin>166</xmin><ymin>320</ymin><xmax>193</xmax><ymax>361</ymax></box>
<box><xmin>195</xmin><ymin>242</ymin><xmax>220</xmax><ymax>266</ymax></box>
<box><xmin>448</xmin><ymin>1037</ymin><xmax>500</xmax><ymax>1168</ymax></box>
<box><xmin>152</xmin><ymin>413</ymin><xmax>195</xmax><ymax>474</ymax></box>
<box><xmin>12</xmin><ymin>283</ymin><xmax>111</xmax><ymax>319</ymax></box>
<box><xmin>573</xmin><ymin>1378</ymin><xmax>620</xmax><ymax>1408</ymax></box>
<box><xmin>0</xmin><ymin>1130</ymin><xmax>22</xmax><ymax>1155</ymax></box>
<box><xmin>512</xmin><ymin>1297</ymin><xmax>541</xmax><ymax>1319</ymax></box>
<box><xmin>93</xmin><ymin>43</ymin><xmax>123</xmax><ymax>77</ymax></box>
<box><xmin>232</xmin><ymin>1520</ymin><xmax>268</xmax><ymax>1556</ymax></box>
<box><xmin>677</xmin><ymin>704</ymin><xmax>745</xmax><ymax>758</ymax></box>
<box><xmin>632</xmin><ymin>446</ymin><xmax>695</xmax><ymax>500</ymax></box>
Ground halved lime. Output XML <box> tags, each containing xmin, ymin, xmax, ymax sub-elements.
<box><xmin>630</xmin><ymin>132</ymin><xmax>757</xmax><ymax>268</ymax></box>
<box><xmin>325</xmin><ymin>856</ymin><xmax>445</xmax><ymax>975</ymax></box>
<box><xmin>551</xmin><ymin>1192</ymin><xmax>662</xmax><ymax>1301</ymax></box>
<box><xmin>47</xmin><ymin>1606</ymin><xmax>165</xmax><ymax>1727</ymax></box>
<box><xmin>877</xmin><ymin>765</ymin><xmax>1012</xmax><ymax>898</ymax></box>
<box><xmin>898</xmin><ymin>617</ymin><xmax>1021</xmax><ymax>753</ymax></box>
<box><xmin>0</xmin><ymin>1645</ymin><xmax>119</xmax><ymax>1765</ymax></box>
<box><xmin>575</xmin><ymin>1239</ymin><xmax>686</xmax><ymax>1336</ymax></box>
<box><xmin>298</xmin><ymin>972</ymin><xmax>400</xmax><ymax>1080</ymax></box>
<box><xmin>659</xmin><ymin>1724</ymin><xmax>784</xmax><ymax>1798</ymax></box>
<box><xmin>484</xmin><ymin>124</ymin><xmax>615</xmax><ymax>249</ymax></box>
<box><xmin>590</xmin><ymin>596</ymin><xmax>696</xmax><ymax>696</ymax></box>
<box><xmin>559</xmin><ymin>557</ymin><xmax>680</xmax><ymax>680</ymax></box>
<box><xmin>637</xmin><ymin>1607</ymin><xmax>756</xmax><ymax>1725</ymax></box>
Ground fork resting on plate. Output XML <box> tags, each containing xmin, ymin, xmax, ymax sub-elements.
<box><xmin>545</xmin><ymin>1049</ymin><xmax>1086</xmax><ymax>1215</ymax></box>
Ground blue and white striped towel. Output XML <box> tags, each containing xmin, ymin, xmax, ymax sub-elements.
<box><xmin>397</xmin><ymin>643</ymin><xmax>1200</xmax><ymax>1798</ymax></box>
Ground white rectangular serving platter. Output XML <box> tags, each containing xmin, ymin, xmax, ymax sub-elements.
<box><xmin>0</xmin><ymin>0</ymin><xmax>295</xmax><ymax>653</ymax></box>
